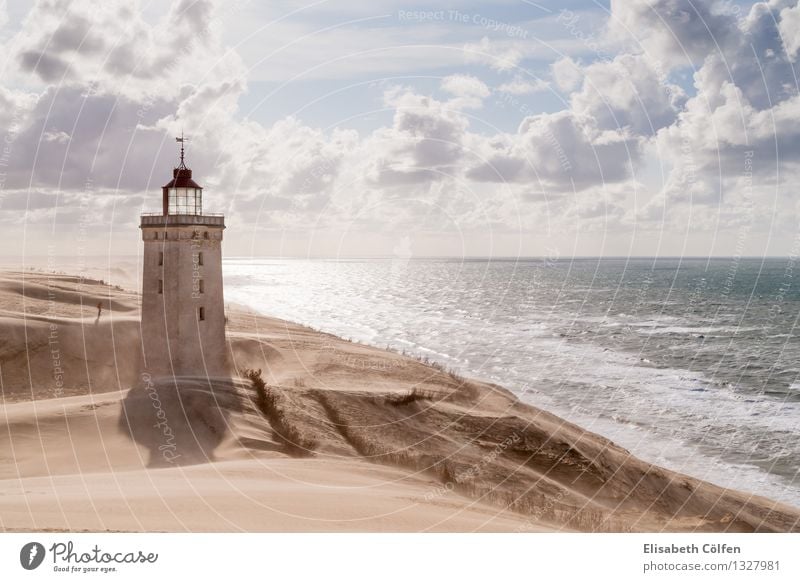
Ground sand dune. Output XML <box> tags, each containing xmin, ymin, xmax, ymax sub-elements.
<box><xmin>0</xmin><ymin>379</ymin><xmax>539</xmax><ymax>532</ymax></box>
<box><xmin>0</xmin><ymin>271</ymin><xmax>798</xmax><ymax>532</ymax></box>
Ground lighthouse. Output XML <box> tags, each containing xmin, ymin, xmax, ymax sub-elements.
<box><xmin>139</xmin><ymin>136</ymin><xmax>228</xmax><ymax>377</ymax></box>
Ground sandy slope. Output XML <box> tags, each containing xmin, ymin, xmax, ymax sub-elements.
<box><xmin>1</xmin><ymin>392</ymin><xmax>526</xmax><ymax>532</ymax></box>
<box><xmin>0</xmin><ymin>271</ymin><xmax>798</xmax><ymax>532</ymax></box>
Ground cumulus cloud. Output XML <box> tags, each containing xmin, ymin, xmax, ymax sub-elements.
<box><xmin>440</xmin><ymin>74</ymin><xmax>490</xmax><ymax>109</ymax></box>
<box><xmin>467</xmin><ymin>110</ymin><xmax>638</xmax><ymax>190</ymax></box>
<box><xmin>580</xmin><ymin>0</ymin><xmax>800</xmax><ymax>235</ymax></box>
<box><xmin>0</xmin><ymin>86</ymin><xmax>37</xmax><ymax>129</ymax></box>
<box><xmin>640</xmin><ymin>1</ymin><xmax>800</xmax><ymax>223</ymax></box>
<box><xmin>570</xmin><ymin>54</ymin><xmax>686</xmax><ymax>135</ymax></box>
<box><xmin>552</xmin><ymin>57</ymin><xmax>583</xmax><ymax>92</ymax></box>
<box><xmin>609</xmin><ymin>0</ymin><xmax>737</xmax><ymax>68</ymax></box>
<box><xmin>365</xmin><ymin>88</ymin><xmax>470</xmax><ymax>185</ymax></box>
<box><xmin>778</xmin><ymin>2</ymin><xmax>800</xmax><ymax>59</ymax></box>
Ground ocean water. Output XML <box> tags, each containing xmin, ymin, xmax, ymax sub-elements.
<box><xmin>223</xmin><ymin>257</ymin><xmax>800</xmax><ymax>507</ymax></box>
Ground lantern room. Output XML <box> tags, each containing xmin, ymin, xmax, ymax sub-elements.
<box><xmin>161</xmin><ymin>135</ymin><xmax>203</xmax><ymax>215</ymax></box>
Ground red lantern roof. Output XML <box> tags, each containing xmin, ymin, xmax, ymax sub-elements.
<box><xmin>162</xmin><ymin>167</ymin><xmax>203</xmax><ymax>190</ymax></box>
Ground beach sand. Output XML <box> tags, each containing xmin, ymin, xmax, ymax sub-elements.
<box><xmin>0</xmin><ymin>271</ymin><xmax>798</xmax><ymax>532</ymax></box>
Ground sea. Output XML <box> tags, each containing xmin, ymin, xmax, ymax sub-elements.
<box><xmin>223</xmin><ymin>257</ymin><xmax>800</xmax><ymax>507</ymax></box>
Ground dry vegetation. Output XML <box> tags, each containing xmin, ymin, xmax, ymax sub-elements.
<box><xmin>382</xmin><ymin>388</ymin><xmax>439</xmax><ymax>406</ymax></box>
<box><xmin>244</xmin><ymin>368</ymin><xmax>318</xmax><ymax>457</ymax></box>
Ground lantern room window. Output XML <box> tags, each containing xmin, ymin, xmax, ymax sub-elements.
<box><xmin>167</xmin><ymin>187</ymin><xmax>202</xmax><ymax>215</ymax></box>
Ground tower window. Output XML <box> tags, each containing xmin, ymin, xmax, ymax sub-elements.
<box><xmin>154</xmin><ymin>231</ymin><xmax>159</xmax><ymax>240</ymax></box>
<box><xmin>203</xmin><ymin>231</ymin><xmax>209</xmax><ymax>239</ymax></box>
<box><xmin>158</xmin><ymin>279</ymin><xmax>163</xmax><ymax>294</ymax></box>
<box><xmin>198</xmin><ymin>252</ymin><xmax>204</xmax><ymax>266</ymax></box>
<box><xmin>158</xmin><ymin>251</ymin><xmax>163</xmax><ymax>266</ymax></box>
<box><xmin>199</xmin><ymin>279</ymin><xmax>204</xmax><ymax>294</ymax></box>
<box><xmin>198</xmin><ymin>307</ymin><xmax>205</xmax><ymax>321</ymax></box>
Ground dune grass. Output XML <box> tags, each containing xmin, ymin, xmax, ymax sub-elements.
<box><xmin>244</xmin><ymin>368</ymin><xmax>318</xmax><ymax>457</ymax></box>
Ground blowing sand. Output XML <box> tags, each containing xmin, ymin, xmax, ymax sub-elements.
<box><xmin>0</xmin><ymin>271</ymin><xmax>798</xmax><ymax>532</ymax></box>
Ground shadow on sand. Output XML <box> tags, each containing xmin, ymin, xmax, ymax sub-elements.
<box><xmin>118</xmin><ymin>376</ymin><xmax>242</xmax><ymax>467</ymax></box>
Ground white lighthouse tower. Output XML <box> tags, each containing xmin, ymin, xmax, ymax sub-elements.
<box><xmin>139</xmin><ymin>136</ymin><xmax>228</xmax><ymax>377</ymax></box>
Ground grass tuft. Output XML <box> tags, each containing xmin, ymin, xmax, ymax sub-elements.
<box><xmin>244</xmin><ymin>368</ymin><xmax>318</xmax><ymax>457</ymax></box>
<box><xmin>384</xmin><ymin>388</ymin><xmax>438</xmax><ymax>406</ymax></box>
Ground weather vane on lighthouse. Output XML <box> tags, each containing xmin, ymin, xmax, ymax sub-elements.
<box><xmin>176</xmin><ymin>131</ymin><xmax>190</xmax><ymax>169</ymax></box>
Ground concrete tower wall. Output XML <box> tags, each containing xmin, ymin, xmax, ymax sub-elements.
<box><xmin>140</xmin><ymin>224</ymin><xmax>227</xmax><ymax>377</ymax></box>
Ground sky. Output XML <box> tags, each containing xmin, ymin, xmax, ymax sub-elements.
<box><xmin>1</xmin><ymin>0</ymin><xmax>799</xmax><ymax>258</ymax></box>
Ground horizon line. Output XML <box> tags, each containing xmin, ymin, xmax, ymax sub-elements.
<box><xmin>3</xmin><ymin>254</ymin><xmax>799</xmax><ymax>260</ymax></box>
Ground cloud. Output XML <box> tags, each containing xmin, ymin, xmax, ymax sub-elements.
<box><xmin>441</xmin><ymin>74</ymin><xmax>490</xmax><ymax>99</ymax></box>
<box><xmin>569</xmin><ymin>54</ymin><xmax>686</xmax><ymax>135</ymax></box>
<box><xmin>0</xmin><ymin>85</ymin><xmax>177</xmax><ymax>192</ymax></box>
<box><xmin>42</xmin><ymin>130</ymin><xmax>71</xmax><ymax>144</ymax></box>
<box><xmin>778</xmin><ymin>2</ymin><xmax>800</xmax><ymax>59</ymax></box>
<box><xmin>0</xmin><ymin>85</ymin><xmax>37</xmax><ymax>128</ymax></box>
<box><xmin>467</xmin><ymin>110</ymin><xmax>638</xmax><ymax>191</ymax></box>
<box><xmin>552</xmin><ymin>56</ymin><xmax>583</xmax><ymax>91</ymax></box>
<box><xmin>463</xmin><ymin>36</ymin><xmax>523</xmax><ymax>71</ymax></box>
<box><xmin>13</xmin><ymin>0</ymin><xmax>244</xmax><ymax>100</ymax></box>
<box><xmin>18</xmin><ymin>50</ymin><xmax>69</xmax><ymax>83</ymax></box>
<box><xmin>643</xmin><ymin>1</ymin><xmax>800</xmax><ymax>221</ymax></box>
<box><xmin>364</xmin><ymin>88</ymin><xmax>470</xmax><ymax>186</ymax></box>
<box><xmin>440</xmin><ymin>74</ymin><xmax>490</xmax><ymax>109</ymax></box>
<box><xmin>497</xmin><ymin>75</ymin><xmax>549</xmax><ymax>95</ymax></box>
<box><xmin>609</xmin><ymin>0</ymin><xmax>737</xmax><ymax>68</ymax></box>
